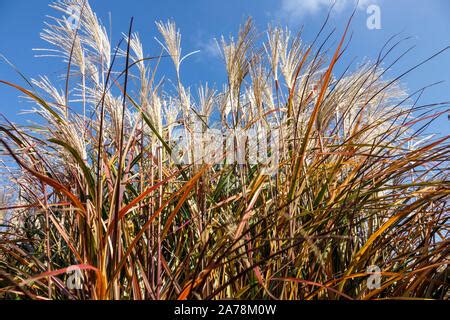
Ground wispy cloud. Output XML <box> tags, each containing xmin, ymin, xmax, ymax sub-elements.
<box><xmin>279</xmin><ymin>0</ymin><xmax>372</xmax><ymax>20</ymax></box>
<box><xmin>198</xmin><ymin>38</ymin><xmax>221</xmax><ymax>59</ymax></box>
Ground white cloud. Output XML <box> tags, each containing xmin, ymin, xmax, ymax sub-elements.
<box><xmin>199</xmin><ymin>38</ymin><xmax>221</xmax><ymax>59</ymax></box>
<box><xmin>280</xmin><ymin>0</ymin><xmax>372</xmax><ymax>19</ymax></box>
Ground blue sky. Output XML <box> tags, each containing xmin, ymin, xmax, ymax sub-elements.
<box><xmin>0</xmin><ymin>0</ymin><xmax>449</xmax><ymax>135</ymax></box>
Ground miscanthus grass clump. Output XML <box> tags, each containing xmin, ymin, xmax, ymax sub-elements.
<box><xmin>0</xmin><ymin>0</ymin><xmax>448</xmax><ymax>300</ymax></box>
